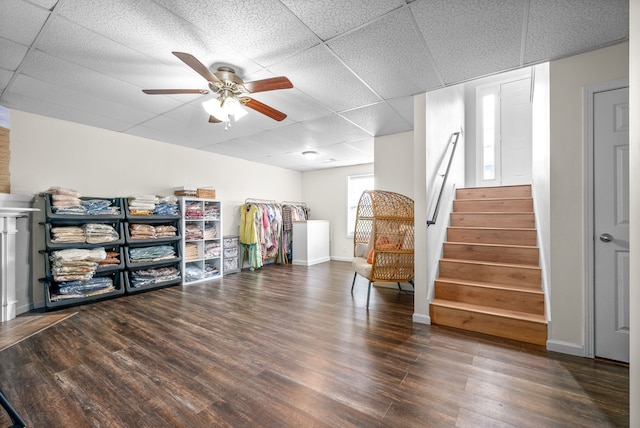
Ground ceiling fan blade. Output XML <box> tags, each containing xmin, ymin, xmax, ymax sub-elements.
<box><xmin>142</xmin><ymin>89</ymin><xmax>209</xmax><ymax>95</ymax></box>
<box><xmin>241</xmin><ymin>97</ymin><xmax>287</xmax><ymax>121</ymax></box>
<box><xmin>208</xmin><ymin>115</ymin><xmax>222</xmax><ymax>123</ymax></box>
<box><xmin>172</xmin><ymin>51</ymin><xmax>221</xmax><ymax>84</ymax></box>
<box><xmin>243</xmin><ymin>76</ymin><xmax>293</xmax><ymax>93</ymax></box>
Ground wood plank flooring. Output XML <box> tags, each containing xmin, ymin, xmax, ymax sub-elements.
<box><xmin>0</xmin><ymin>261</ymin><xmax>629</xmax><ymax>427</ymax></box>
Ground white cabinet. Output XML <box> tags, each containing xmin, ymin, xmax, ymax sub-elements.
<box><xmin>180</xmin><ymin>197</ymin><xmax>222</xmax><ymax>284</ymax></box>
<box><xmin>291</xmin><ymin>220</ymin><xmax>330</xmax><ymax>266</ymax></box>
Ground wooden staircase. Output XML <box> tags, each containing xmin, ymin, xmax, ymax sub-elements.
<box><xmin>430</xmin><ymin>185</ymin><xmax>547</xmax><ymax>346</ymax></box>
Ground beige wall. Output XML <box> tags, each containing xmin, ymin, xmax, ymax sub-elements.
<box><xmin>548</xmin><ymin>43</ymin><xmax>629</xmax><ymax>352</ymax></box>
<box><xmin>413</xmin><ymin>86</ymin><xmax>465</xmax><ymax>323</ymax></box>
<box><xmin>9</xmin><ymin>109</ymin><xmax>303</xmax><ymax>311</ymax></box>
<box><xmin>301</xmin><ymin>163</ymin><xmax>373</xmax><ymax>261</ymax></box>
<box><xmin>375</xmin><ymin>131</ymin><xmax>414</xmax><ymax>197</ymax></box>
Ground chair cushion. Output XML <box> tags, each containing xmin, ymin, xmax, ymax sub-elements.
<box><xmin>355</xmin><ymin>242</ymin><xmax>368</xmax><ymax>258</ymax></box>
<box><xmin>352</xmin><ymin>256</ymin><xmax>372</xmax><ymax>279</ymax></box>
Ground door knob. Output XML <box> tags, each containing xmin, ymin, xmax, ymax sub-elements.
<box><xmin>599</xmin><ymin>233</ymin><xmax>613</xmax><ymax>242</ymax></box>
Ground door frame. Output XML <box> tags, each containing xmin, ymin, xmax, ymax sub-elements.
<box><xmin>583</xmin><ymin>78</ymin><xmax>629</xmax><ymax>358</ymax></box>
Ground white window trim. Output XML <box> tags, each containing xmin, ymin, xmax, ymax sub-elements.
<box><xmin>346</xmin><ymin>173</ymin><xmax>374</xmax><ymax>238</ymax></box>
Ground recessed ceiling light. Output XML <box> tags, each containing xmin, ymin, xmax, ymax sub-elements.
<box><xmin>302</xmin><ymin>150</ymin><xmax>318</xmax><ymax>159</ymax></box>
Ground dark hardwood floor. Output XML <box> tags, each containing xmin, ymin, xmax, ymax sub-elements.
<box><xmin>0</xmin><ymin>261</ymin><xmax>629</xmax><ymax>427</ymax></box>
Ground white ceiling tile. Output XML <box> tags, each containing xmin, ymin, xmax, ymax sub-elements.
<box><xmin>327</xmin><ymin>8</ymin><xmax>442</xmax><ymax>99</ymax></box>
<box><xmin>249</xmin><ymin>88</ymin><xmax>332</xmax><ymax>123</ymax></box>
<box><xmin>0</xmin><ymin>69</ymin><xmax>12</xmax><ymax>91</ymax></box>
<box><xmin>412</xmin><ymin>0</ymin><xmax>524</xmax><ymax>84</ymax></box>
<box><xmin>525</xmin><ymin>0</ymin><xmax>629</xmax><ymax>63</ymax></box>
<box><xmin>343</xmin><ymin>138</ymin><xmax>375</xmax><ymax>157</ymax></box>
<box><xmin>28</xmin><ymin>0</ymin><xmax>58</xmax><ymax>9</ymax></box>
<box><xmin>0</xmin><ymin>0</ymin><xmax>50</xmax><ymax>45</ymax></box>
<box><xmin>20</xmin><ymin>50</ymin><xmax>183</xmax><ymax>114</ymax></box>
<box><xmin>153</xmin><ymin>0</ymin><xmax>319</xmax><ymax>67</ymax></box>
<box><xmin>386</xmin><ymin>95</ymin><xmax>414</xmax><ymax>127</ymax></box>
<box><xmin>9</xmin><ymin>74</ymin><xmax>155</xmax><ymax>128</ymax></box>
<box><xmin>0</xmin><ymin>0</ymin><xmax>629</xmax><ymax>172</ymax></box>
<box><xmin>269</xmin><ymin>45</ymin><xmax>381</xmax><ymax>112</ymax></box>
<box><xmin>280</xmin><ymin>0</ymin><xmax>405</xmax><ymax>40</ymax></box>
<box><xmin>0</xmin><ymin>38</ymin><xmax>28</xmax><ymax>71</ymax></box>
<box><xmin>272</xmin><ymin>114</ymin><xmax>371</xmax><ymax>148</ymax></box>
<box><xmin>341</xmin><ymin>102</ymin><xmax>412</xmax><ymax>136</ymax></box>
<box><xmin>1</xmin><ymin>90</ymin><xmax>135</xmax><ymax>131</ymax></box>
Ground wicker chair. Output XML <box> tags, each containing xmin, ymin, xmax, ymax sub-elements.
<box><xmin>351</xmin><ymin>190</ymin><xmax>415</xmax><ymax>307</ymax></box>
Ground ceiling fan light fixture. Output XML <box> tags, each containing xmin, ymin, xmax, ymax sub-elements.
<box><xmin>302</xmin><ymin>150</ymin><xmax>318</xmax><ymax>160</ymax></box>
<box><xmin>202</xmin><ymin>96</ymin><xmax>248</xmax><ymax>125</ymax></box>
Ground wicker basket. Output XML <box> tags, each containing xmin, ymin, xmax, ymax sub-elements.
<box><xmin>197</xmin><ymin>188</ymin><xmax>216</xmax><ymax>199</ymax></box>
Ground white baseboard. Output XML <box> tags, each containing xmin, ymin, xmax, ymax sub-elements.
<box><xmin>331</xmin><ymin>256</ymin><xmax>352</xmax><ymax>262</ymax></box>
<box><xmin>412</xmin><ymin>313</ymin><xmax>431</xmax><ymax>325</ymax></box>
<box><xmin>292</xmin><ymin>257</ymin><xmax>331</xmax><ymax>266</ymax></box>
<box><xmin>546</xmin><ymin>339</ymin><xmax>586</xmax><ymax>357</ymax></box>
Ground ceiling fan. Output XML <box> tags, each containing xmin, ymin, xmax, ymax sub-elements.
<box><xmin>143</xmin><ymin>51</ymin><xmax>293</xmax><ymax>126</ymax></box>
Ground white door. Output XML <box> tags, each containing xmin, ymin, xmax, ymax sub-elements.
<box><xmin>594</xmin><ymin>86</ymin><xmax>630</xmax><ymax>363</ymax></box>
<box><xmin>476</xmin><ymin>78</ymin><xmax>532</xmax><ymax>186</ymax></box>
<box><xmin>500</xmin><ymin>79</ymin><xmax>532</xmax><ymax>185</ymax></box>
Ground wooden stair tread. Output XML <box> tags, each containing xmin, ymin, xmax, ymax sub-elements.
<box><xmin>430</xmin><ymin>299</ymin><xmax>547</xmax><ymax>324</ymax></box>
<box><xmin>435</xmin><ymin>277</ymin><xmax>544</xmax><ymax>294</ymax></box>
<box><xmin>451</xmin><ymin>212</ymin><xmax>533</xmax><ymax>215</ymax></box>
<box><xmin>444</xmin><ymin>241</ymin><xmax>538</xmax><ymax>250</ymax></box>
<box><xmin>448</xmin><ymin>226</ymin><xmax>536</xmax><ymax>231</ymax></box>
<box><xmin>454</xmin><ymin>197</ymin><xmax>533</xmax><ymax>202</ymax></box>
<box><xmin>440</xmin><ymin>258</ymin><xmax>541</xmax><ymax>270</ymax></box>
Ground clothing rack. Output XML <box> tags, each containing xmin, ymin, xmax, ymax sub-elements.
<box><xmin>245</xmin><ymin>198</ymin><xmax>278</xmax><ymax>205</ymax></box>
<box><xmin>240</xmin><ymin>198</ymin><xmax>284</xmax><ymax>270</ymax></box>
<box><xmin>281</xmin><ymin>201</ymin><xmax>307</xmax><ymax>207</ymax></box>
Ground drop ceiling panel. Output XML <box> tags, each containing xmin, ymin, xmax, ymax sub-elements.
<box><xmin>269</xmin><ymin>45</ymin><xmax>381</xmax><ymax>112</ymax></box>
<box><xmin>34</xmin><ymin>16</ymin><xmax>205</xmax><ymax>90</ymax></box>
<box><xmin>153</xmin><ymin>0</ymin><xmax>319</xmax><ymax>67</ymax></box>
<box><xmin>280</xmin><ymin>0</ymin><xmax>405</xmax><ymax>40</ymax></box>
<box><xmin>1</xmin><ymin>91</ymin><xmax>136</xmax><ymax>132</ymax></box>
<box><xmin>0</xmin><ymin>0</ymin><xmax>629</xmax><ymax>172</ymax></box>
<box><xmin>247</xmin><ymin>88</ymin><xmax>332</xmax><ymax>123</ymax></box>
<box><xmin>9</xmin><ymin>74</ymin><xmax>156</xmax><ymax>128</ymax></box>
<box><xmin>0</xmin><ymin>70</ymin><xmax>12</xmax><ymax>92</ymax></box>
<box><xmin>341</xmin><ymin>102</ymin><xmax>412</xmax><ymax>136</ymax></box>
<box><xmin>343</xmin><ymin>138</ymin><xmax>375</xmax><ymax>157</ymax></box>
<box><xmin>0</xmin><ymin>38</ymin><xmax>28</xmax><ymax>71</ymax></box>
<box><xmin>19</xmin><ymin>50</ymin><xmax>182</xmax><ymax>114</ymax></box>
<box><xmin>386</xmin><ymin>95</ymin><xmax>414</xmax><ymax>127</ymax></box>
<box><xmin>525</xmin><ymin>0</ymin><xmax>629</xmax><ymax>63</ymax></box>
<box><xmin>327</xmin><ymin>7</ymin><xmax>442</xmax><ymax>99</ymax></box>
<box><xmin>0</xmin><ymin>0</ymin><xmax>50</xmax><ymax>45</ymax></box>
<box><xmin>273</xmin><ymin>114</ymin><xmax>371</xmax><ymax>148</ymax></box>
<box><xmin>411</xmin><ymin>0</ymin><xmax>524</xmax><ymax>84</ymax></box>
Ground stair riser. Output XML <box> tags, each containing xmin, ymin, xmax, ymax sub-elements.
<box><xmin>450</xmin><ymin>213</ymin><xmax>535</xmax><ymax>228</ymax></box>
<box><xmin>434</xmin><ymin>281</ymin><xmax>544</xmax><ymax>314</ymax></box>
<box><xmin>439</xmin><ymin>260</ymin><xmax>541</xmax><ymax>288</ymax></box>
<box><xmin>430</xmin><ymin>305</ymin><xmax>547</xmax><ymax>346</ymax></box>
<box><xmin>456</xmin><ymin>185</ymin><xmax>532</xmax><ymax>200</ymax></box>
<box><xmin>443</xmin><ymin>243</ymin><xmax>539</xmax><ymax>265</ymax></box>
<box><xmin>453</xmin><ymin>199</ymin><xmax>533</xmax><ymax>213</ymax></box>
<box><xmin>447</xmin><ymin>228</ymin><xmax>537</xmax><ymax>246</ymax></box>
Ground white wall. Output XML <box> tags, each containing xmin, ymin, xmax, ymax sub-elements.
<box><xmin>374</xmin><ymin>131</ymin><xmax>414</xmax><ymax>197</ymax></box>
<box><xmin>531</xmin><ymin>63</ymin><xmax>551</xmax><ymax>323</ymax></box>
<box><xmin>548</xmin><ymin>43</ymin><xmax>629</xmax><ymax>353</ymax></box>
<box><xmin>413</xmin><ymin>86</ymin><xmax>465</xmax><ymax>323</ymax></box>
<box><xmin>629</xmin><ymin>0</ymin><xmax>639</xmax><ymax>423</ymax></box>
<box><xmin>301</xmin><ymin>163</ymin><xmax>373</xmax><ymax>262</ymax></box>
<box><xmin>9</xmin><ymin>109</ymin><xmax>303</xmax><ymax>312</ymax></box>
